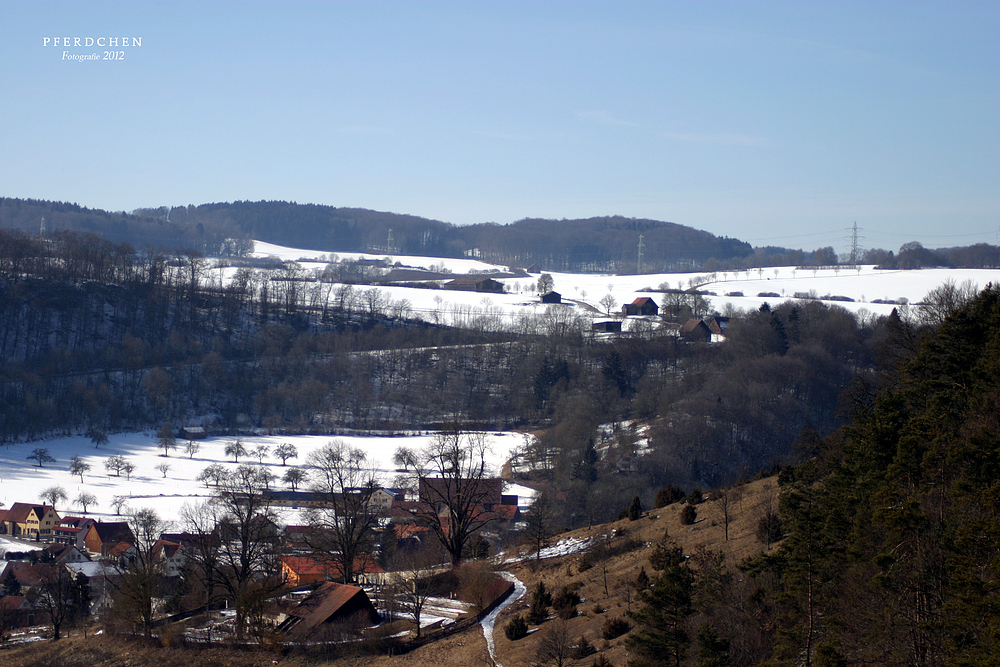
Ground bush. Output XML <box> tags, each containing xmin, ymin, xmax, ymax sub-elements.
<box><xmin>571</xmin><ymin>635</ymin><xmax>596</xmax><ymax>658</ymax></box>
<box><xmin>680</xmin><ymin>504</ymin><xmax>697</xmax><ymax>525</ymax></box>
<box><xmin>504</xmin><ymin>614</ymin><xmax>529</xmax><ymax>641</ymax></box>
<box><xmin>553</xmin><ymin>586</ymin><xmax>580</xmax><ymax>619</ymax></box>
<box><xmin>593</xmin><ymin>655</ymin><xmax>615</xmax><ymax>667</ymax></box>
<box><xmin>686</xmin><ymin>488</ymin><xmax>704</xmax><ymax>504</ymax></box>
<box><xmin>654</xmin><ymin>485</ymin><xmax>685</xmax><ymax>508</ymax></box>
<box><xmin>557</xmin><ymin>604</ymin><xmax>578</xmax><ymax>620</ymax></box>
<box><xmin>602</xmin><ymin>616</ymin><xmax>632</xmax><ymax>640</ymax></box>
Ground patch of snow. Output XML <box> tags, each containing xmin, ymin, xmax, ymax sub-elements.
<box><xmin>481</xmin><ymin>571</ymin><xmax>526</xmax><ymax>667</ymax></box>
<box><xmin>503</xmin><ymin>535</ymin><xmax>594</xmax><ymax>563</ymax></box>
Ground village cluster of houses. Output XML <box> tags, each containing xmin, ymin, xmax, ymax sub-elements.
<box><xmin>0</xmin><ymin>479</ymin><xmax>520</xmax><ymax>639</ymax></box>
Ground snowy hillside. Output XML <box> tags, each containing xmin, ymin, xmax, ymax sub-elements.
<box><xmin>252</xmin><ymin>240</ymin><xmax>1000</xmax><ymax>321</ymax></box>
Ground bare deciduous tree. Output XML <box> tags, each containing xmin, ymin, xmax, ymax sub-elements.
<box><xmin>394</xmin><ymin>428</ymin><xmax>503</xmax><ymax>566</ymax></box>
<box><xmin>304</xmin><ymin>440</ymin><xmax>382</xmax><ymax>584</ymax></box>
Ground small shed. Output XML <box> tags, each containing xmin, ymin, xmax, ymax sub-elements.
<box><xmin>540</xmin><ymin>291</ymin><xmax>562</xmax><ymax>304</ymax></box>
<box><xmin>592</xmin><ymin>320</ymin><xmax>622</xmax><ymax>333</ymax></box>
<box><xmin>179</xmin><ymin>425</ymin><xmax>207</xmax><ymax>440</ymax></box>
<box><xmin>525</xmin><ymin>263</ymin><xmax>542</xmax><ymax>274</ymax></box>
<box><xmin>278</xmin><ymin>582</ymin><xmax>380</xmax><ymax>639</ymax></box>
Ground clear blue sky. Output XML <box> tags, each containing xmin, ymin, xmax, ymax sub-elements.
<box><xmin>1</xmin><ymin>1</ymin><xmax>997</xmax><ymax>253</ymax></box>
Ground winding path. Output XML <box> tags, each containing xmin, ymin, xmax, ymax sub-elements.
<box><xmin>480</xmin><ymin>571</ymin><xmax>527</xmax><ymax>667</ymax></box>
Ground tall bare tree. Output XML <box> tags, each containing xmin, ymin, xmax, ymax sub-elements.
<box><xmin>304</xmin><ymin>440</ymin><xmax>383</xmax><ymax>584</ymax></box>
<box><xmin>394</xmin><ymin>428</ymin><xmax>503</xmax><ymax>565</ymax></box>
<box><xmin>183</xmin><ymin>465</ymin><xmax>284</xmax><ymax>639</ymax></box>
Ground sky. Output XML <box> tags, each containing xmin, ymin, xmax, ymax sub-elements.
<box><xmin>1</xmin><ymin>1</ymin><xmax>997</xmax><ymax>254</ymax></box>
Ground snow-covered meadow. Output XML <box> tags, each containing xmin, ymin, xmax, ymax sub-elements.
<box><xmin>0</xmin><ymin>431</ymin><xmax>533</xmax><ymax>531</ymax></box>
<box><xmin>251</xmin><ymin>241</ymin><xmax>1000</xmax><ymax>324</ymax></box>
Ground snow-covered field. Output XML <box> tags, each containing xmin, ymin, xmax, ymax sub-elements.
<box><xmin>251</xmin><ymin>241</ymin><xmax>1000</xmax><ymax>322</ymax></box>
<box><xmin>0</xmin><ymin>431</ymin><xmax>533</xmax><ymax>530</ymax></box>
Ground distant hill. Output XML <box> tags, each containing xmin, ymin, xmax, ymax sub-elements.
<box><xmin>1</xmin><ymin>198</ymin><xmax>752</xmax><ymax>273</ymax></box>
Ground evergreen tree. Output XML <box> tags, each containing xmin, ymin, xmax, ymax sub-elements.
<box><xmin>627</xmin><ymin>544</ymin><xmax>693</xmax><ymax>667</ymax></box>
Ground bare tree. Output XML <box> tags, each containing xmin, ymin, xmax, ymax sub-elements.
<box><xmin>282</xmin><ymin>467</ymin><xmax>305</xmax><ymax>490</ymax></box>
<box><xmin>156</xmin><ymin>422</ymin><xmax>177</xmax><ymax>457</ymax></box>
<box><xmin>184</xmin><ymin>465</ymin><xmax>284</xmax><ymax>639</ymax></box>
<box><xmin>523</xmin><ymin>491</ymin><xmax>556</xmax><ymax>560</ymax></box>
<box><xmin>105</xmin><ymin>454</ymin><xmax>127</xmax><ymax>477</ymax></box>
<box><xmin>76</xmin><ymin>492</ymin><xmax>97</xmax><ymax>513</ymax></box>
<box><xmin>69</xmin><ymin>456</ymin><xmax>91</xmax><ymax>483</ymax></box>
<box><xmin>304</xmin><ymin>440</ymin><xmax>383</xmax><ymax>584</ymax></box>
<box><xmin>184</xmin><ymin>439</ymin><xmax>200</xmax><ymax>459</ymax></box>
<box><xmin>89</xmin><ymin>429</ymin><xmax>109</xmax><ymax>449</ymax></box>
<box><xmin>390</xmin><ymin>547</ymin><xmax>442</xmax><ymax>638</ymax></box>
<box><xmin>113</xmin><ymin>508</ymin><xmax>170</xmax><ymax>637</ymax></box>
<box><xmin>154</xmin><ymin>462</ymin><xmax>171</xmax><ymax>478</ymax></box>
<box><xmin>273</xmin><ymin>443</ymin><xmax>298</xmax><ymax>466</ymax></box>
<box><xmin>599</xmin><ymin>293</ymin><xmax>618</xmax><ymax>315</ymax></box>
<box><xmin>27</xmin><ymin>448</ymin><xmax>55</xmax><ymax>467</ymax></box>
<box><xmin>122</xmin><ymin>460</ymin><xmax>136</xmax><ymax>481</ymax></box>
<box><xmin>715</xmin><ymin>489</ymin><xmax>739</xmax><ymax>541</ymax></box>
<box><xmin>536</xmin><ymin>619</ymin><xmax>574</xmax><ymax>667</ymax></box>
<box><xmin>224</xmin><ymin>439</ymin><xmax>247</xmax><ymax>463</ymax></box>
<box><xmin>394</xmin><ymin>428</ymin><xmax>503</xmax><ymax>566</ymax></box>
<box><xmin>40</xmin><ymin>486</ymin><xmax>68</xmax><ymax>510</ymax></box>
<box><xmin>252</xmin><ymin>444</ymin><xmax>270</xmax><ymax>464</ymax></box>
<box><xmin>110</xmin><ymin>495</ymin><xmax>129</xmax><ymax>515</ymax></box>
<box><xmin>197</xmin><ymin>463</ymin><xmax>228</xmax><ymax>487</ymax></box>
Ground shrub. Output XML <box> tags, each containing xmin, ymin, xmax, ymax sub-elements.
<box><xmin>571</xmin><ymin>635</ymin><xmax>596</xmax><ymax>659</ymax></box>
<box><xmin>654</xmin><ymin>485</ymin><xmax>684</xmax><ymax>508</ymax></box>
<box><xmin>593</xmin><ymin>655</ymin><xmax>615</xmax><ymax>667</ymax></box>
<box><xmin>602</xmin><ymin>616</ymin><xmax>632</xmax><ymax>640</ymax></box>
<box><xmin>553</xmin><ymin>586</ymin><xmax>580</xmax><ymax>620</ymax></box>
<box><xmin>504</xmin><ymin>614</ymin><xmax>529</xmax><ymax>641</ymax></box>
<box><xmin>557</xmin><ymin>604</ymin><xmax>578</xmax><ymax>620</ymax></box>
<box><xmin>687</xmin><ymin>488</ymin><xmax>704</xmax><ymax>505</ymax></box>
<box><xmin>680</xmin><ymin>504</ymin><xmax>697</xmax><ymax>525</ymax></box>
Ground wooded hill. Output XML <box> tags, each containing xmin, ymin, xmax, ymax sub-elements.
<box><xmin>2</xmin><ymin>198</ymin><xmax>752</xmax><ymax>272</ymax></box>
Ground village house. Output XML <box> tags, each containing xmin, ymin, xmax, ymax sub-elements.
<box><xmin>1</xmin><ymin>503</ymin><xmax>60</xmax><ymax>540</ymax></box>
<box><xmin>150</xmin><ymin>539</ymin><xmax>187</xmax><ymax>577</ymax></box>
<box><xmin>592</xmin><ymin>320</ymin><xmax>623</xmax><ymax>333</ymax></box>
<box><xmin>52</xmin><ymin>516</ymin><xmax>96</xmax><ymax>548</ymax></box>
<box><xmin>42</xmin><ymin>542</ymin><xmax>90</xmax><ymax>565</ymax></box>
<box><xmin>82</xmin><ymin>521</ymin><xmax>135</xmax><ymax>557</ymax></box>
<box><xmin>540</xmin><ymin>291</ymin><xmax>562</xmax><ymax>304</ymax></box>
<box><xmin>276</xmin><ymin>582</ymin><xmax>380</xmax><ymax>640</ymax></box>
<box><xmin>280</xmin><ymin>554</ymin><xmax>385</xmax><ymax>588</ymax></box>
<box><xmin>680</xmin><ymin>319</ymin><xmax>712</xmax><ymax>342</ymax></box>
<box><xmin>622</xmin><ymin>297</ymin><xmax>659</xmax><ymax>317</ymax></box>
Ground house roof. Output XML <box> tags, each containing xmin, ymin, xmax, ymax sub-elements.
<box><xmin>283</xmin><ymin>582</ymin><xmax>379</xmax><ymax>636</ymax></box>
<box><xmin>630</xmin><ymin>297</ymin><xmax>657</xmax><ymax>306</ymax></box>
<box><xmin>88</xmin><ymin>521</ymin><xmax>135</xmax><ymax>545</ymax></box>
<box><xmin>282</xmin><ymin>554</ymin><xmax>384</xmax><ymax>578</ymax></box>
<box><xmin>0</xmin><ymin>561</ymin><xmax>59</xmax><ymax>587</ymax></box>
<box><xmin>0</xmin><ymin>596</ymin><xmax>27</xmax><ymax>611</ymax></box>
<box><xmin>4</xmin><ymin>502</ymin><xmax>54</xmax><ymax>524</ymax></box>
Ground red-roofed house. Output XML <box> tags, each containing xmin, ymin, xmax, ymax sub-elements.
<box><xmin>1</xmin><ymin>503</ymin><xmax>60</xmax><ymax>539</ymax></box>
<box><xmin>622</xmin><ymin>297</ymin><xmax>659</xmax><ymax>317</ymax></box>
<box><xmin>280</xmin><ymin>554</ymin><xmax>385</xmax><ymax>588</ymax></box>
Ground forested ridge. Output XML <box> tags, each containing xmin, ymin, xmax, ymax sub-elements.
<box><xmin>742</xmin><ymin>284</ymin><xmax>1000</xmax><ymax>665</ymax></box>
